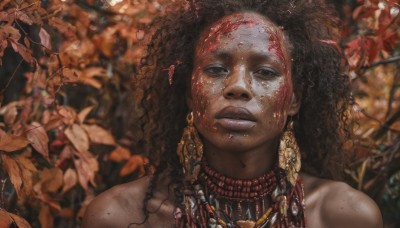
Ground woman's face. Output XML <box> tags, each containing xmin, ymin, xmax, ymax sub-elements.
<box><xmin>189</xmin><ymin>12</ymin><xmax>299</xmax><ymax>153</ymax></box>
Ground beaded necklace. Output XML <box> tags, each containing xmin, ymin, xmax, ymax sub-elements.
<box><xmin>174</xmin><ymin>159</ymin><xmax>307</xmax><ymax>228</ymax></box>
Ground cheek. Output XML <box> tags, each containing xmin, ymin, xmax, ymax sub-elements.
<box><xmin>191</xmin><ymin>76</ymin><xmax>218</xmax><ymax>132</ymax></box>
<box><xmin>273</xmin><ymin>78</ymin><xmax>293</xmax><ymax>126</ymax></box>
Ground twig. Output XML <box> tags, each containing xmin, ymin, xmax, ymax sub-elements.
<box><xmin>0</xmin><ymin>59</ymin><xmax>23</xmax><ymax>102</ymax></box>
<box><xmin>373</xmin><ymin>108</ymin><xmax>400</xmax><ymax>140</ymax></box>
<box><xmin>361</xmin><ymin>56</ymin><xmax>400</xmax><ymax>70</ymax></box>
<box><xmin>385</xmin><ymin>63</ymin><xmax>400</xmax><ymax>118</ymax></box>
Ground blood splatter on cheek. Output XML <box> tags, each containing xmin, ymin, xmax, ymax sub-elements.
<box><xmin>273</xmin><ymin>76</ymin><xmax>293</xmax><ymax>127</ymax></box>
<box><xmin>191</xmin><ymin>76</ymin><xmax>217</xmax><ymax>132</ymax></box>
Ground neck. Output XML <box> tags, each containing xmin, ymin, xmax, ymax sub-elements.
<box><xmin>203</xmin><ymin>139</ymin><xmax>278</xmax><ymax>179</ymax></box>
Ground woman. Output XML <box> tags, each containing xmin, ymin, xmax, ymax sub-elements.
<box><xmin>82</xmin><ymin>0</ymin><xmax>383</xmax><ymax>227</ymax></box>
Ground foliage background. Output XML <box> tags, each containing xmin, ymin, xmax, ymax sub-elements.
<box><xmin>0</xmin><ymin>0</ymin><xmax>399</xmax><ymax>227</ymax></box>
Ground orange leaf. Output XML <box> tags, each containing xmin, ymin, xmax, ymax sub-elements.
<box><xmin>0</xmin><ymin>209</ymin><xmax>13</xmax><ymax>227</ymax></box>
<box><xmin>82</xmin><ymin>124</ymin><xmax>116</xmax><ymax>145</ymax></box>
<box><xmin>0</xmin><ymin>134</ymin><xmax>30</xmax><ymax>152</ymax></box>
<box><xmin>78</xmin><ymin>106</ymin><xmax>95</xmax><ymax>124</ymax></box>
<box><xmin>25</xmin><ymin>122</ymin><xmax>49</xmax><ymax>159</ymax></box>
<box><xmin>0</xmin><ymin>209</ymin><xmax>31</xmax><ymax>228</ymax></box>
<box><xmin>39</xmin><ymin>204</ymin><xmax>53</xmax><ymax>228</ymax></box>
<box><xmin>40</xmin><ymin>168</ymin><xmax>63</xmax><ymax>193</ymax></box>
<box><xmin>64</xmin><ymin>124</ymin><xmax>89</xmax><ymax>153</ymax></box>
<box><xmin>1</xmin><ymin>155</ymin><xmax>22</xmax><ymax>196</ymax></box>
<box><xmin>57</xmin><ymin>106</ymin><xmax>77</xmax><ymax>125</ymax></box>
<box><xmin>120</xmin><ymin>155</ymin><xmax>145</xmax><ymax>176</ymax></box>
<box><xmin>62</xmin><ymin>168</ymin><xmax>77</xmax><ymax>194</ymax></box>
<box><xmin>74</xmin><ymin>150</ymin><xmax>99</xmax><ymax>190</ymax></box>
<box><xmin>109</xmin><ymin>146</ymin><xmax>131</xmax><ymax>162</ymax></box>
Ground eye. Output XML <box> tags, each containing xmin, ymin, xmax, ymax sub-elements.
<box><xmin>203</xmin><ymin>65</ymin><xmax>229</xmax><ymax>76</ymax></box>
<box><xmin>253</xmin><ymin>67</ymin><xmax>279</xmax><ymax>78</ymax></box>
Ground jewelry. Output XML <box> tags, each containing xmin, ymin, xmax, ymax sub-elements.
<box><xmin>175</xmin><ymin>158</ymin><xmax>307</xmax><ymax>228</ymax></box>
<box><xmin>177</xmin><ymin>112</ymin><xmax>204</xmax><ymax>183</ymax></box>
<box><xmin>278</xmin><ymin>120</ymin><xmax>301</xmax><ymax>187</ymax></box>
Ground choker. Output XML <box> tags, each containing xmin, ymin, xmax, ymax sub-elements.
<box><xmin>174</xmin><ymin>159</ymin><xmax>307</xmax><ymax>228</ymax></box>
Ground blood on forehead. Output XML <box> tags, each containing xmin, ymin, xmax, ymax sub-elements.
<box><xmin>197</xmin><ymin>14</ymin><xmax>259</xmax><ymax>54</ymax></box>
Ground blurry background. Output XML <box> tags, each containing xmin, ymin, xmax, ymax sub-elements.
<box><xmin>0</xmin><ymin>0</ymin><xmax>399</xmax><ymax>227</ymax></box>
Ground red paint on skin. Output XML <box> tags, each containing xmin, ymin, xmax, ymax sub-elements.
<box><xmin>192</xmin><ymin>77</ymin><xmax>217</xmax><ymax>133</ymax></box>
<box><xmin>199</xmin><ymin>19</ymin><xmax>259</xmax><ymax>54</ymax></box>
<box><xmin>267</xmin><ymin>29</ymin><xmax>293</xmax><ymax>126</ymax></box>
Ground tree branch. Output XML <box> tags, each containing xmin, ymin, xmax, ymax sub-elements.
<box><xmin>373</xmin><ymin>108</ymin><xmax>400</xmax><ymax>140</ymax></box>
<box><xmin>362</xmin><ymin>56</ymin><xmax>400</xmax><ymax>70</ymax></box>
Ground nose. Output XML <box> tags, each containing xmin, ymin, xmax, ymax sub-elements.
<box><xmin>223</xmin><ymin>67</ymin><xmax>252</xmax><ymax>100</ymax></box>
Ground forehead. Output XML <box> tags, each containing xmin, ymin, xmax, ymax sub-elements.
<box><xmin>196</xmin><ymin>12</ymin><xmax>289</xmax><ymax>55</ymax></box>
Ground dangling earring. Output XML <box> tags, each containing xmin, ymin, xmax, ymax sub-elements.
<box><xmin>278</xmin><ymin>120</ymin><xmax>301</xmax><ymax>187</ymax></box>
<box><xmin>177</xmin><ymin>112</ymin><xmax>203</xmax><ymax>184</ymax></box>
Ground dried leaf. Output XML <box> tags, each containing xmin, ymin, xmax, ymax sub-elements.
<box><xmin>1</xmin><ymin>155</ymin><xmax>22</xmax><ymax>196</ymax></box>
<box><xmin>0</xmin><ymin>209</ymin><xmax>13</xmax><ymax>227</ymax></box>
<box><xmin>109</xmin><ymin>146</ymin><xmax>131</xmax><ymax>162</ymax></box>
<box><xmin>64</xmin><ymin>124</ymin><xmax>89</xmax><ymax>153</ymax></box>
<box><xmin>39</xmin><ymin>204</ymin><xmax>53</xmax><ymax>228</ymax></box>
<box><xmin>74</xmin><ymin>150</ymin><xmax>99</xmax><ymax>190</ymax></box>
<box><xmin>25</xmin><ymin>122</ymin><xmax>49</xmax><ymax>159</ymax></box>
<box><xmin>39</xmin><ymin>27</ymin><xmax>52</xmax><ymax>50</ymax></box>
<box><xmin>57</xmin><ymin>106</ymin><xmax>77</xmax><ymax>125</ymax></box>
<box><xmin>82</xmin><ymin>124</ymin><xmax>116</xmax><ymax>145</ymax></box>
<box><xmin>78</xmin><ymin>106</ymin><xmax>95</xmax><ymax>124</ymax></box>
<box><xmin>40</xmin><ymin>168</ymin><xmax>63</xmax><ymax>193</ymax></box>
<box><xmin>0</xmin><ymin>134</ymin><xmax>30</xmax><ymax>152</ymax></box>
<box><xmin>119</xmin><ymin>155</ymin><xmax>145</xmax><ymax>176</ymax></box>
<box><xmin>62</xmin><ymin>168</ymin><xmax>77</xmax><ymax>193</ymax></box>
<box><xmin>16</xmin><ymin>11</ymin><xmax>33</xmax><ymax>25</ymax></box>
<box><xmin>10</xmin><ymin>40</ymin><xmax>35</xmax><ymax>64</ymax></box>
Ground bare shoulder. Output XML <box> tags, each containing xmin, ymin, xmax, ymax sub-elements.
<box><xmin>301</xmin><ymin>173</ymin><xmax>383</xmax><ymax>228</ymax></box>
<box><xmin>81</xmin><ymin>176</ymin><xmax>151</xmax><ymax>228</ymax></box>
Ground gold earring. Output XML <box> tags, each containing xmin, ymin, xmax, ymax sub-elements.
<box><xmin>177</xmin><ymin>112</ymin><xmax>203</xmax><ymax>183</ymax></box>
<box><xmin>278</xmin><ymin>120</ymin><xmax>301</xmax><ymax>186</ymax></box>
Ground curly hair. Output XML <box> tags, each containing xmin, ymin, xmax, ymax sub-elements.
<box><xmin>132</xmin><ymin>0</ymin><xmax>351</xmax><ymax>224</ymax></box>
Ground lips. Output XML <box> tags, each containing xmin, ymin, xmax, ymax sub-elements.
<box><xmin>215</xmin><ymin>106</ymin><xmax>256</xmax><ymax>131</ymax></box>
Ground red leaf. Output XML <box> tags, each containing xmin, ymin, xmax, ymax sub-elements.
<box><xmin>25</xmin><ymin>122</ymin><xmax>49</xmax><ymax>159</ymax></box>
<box><xmin>39</xmin><ymin>27</ymin><xmax>52</xmax><ymax>50</ymax></box>
<box><xmin>64</xmin><ymin>124</ymin><xmax>89</xmax><ymax>153</ymax></box>
<box><xmin>0</xmin><ymin>134</ymin><xmax>30</xmax><ymax>152</ymax></box>
<box><xmin>82</xmin><ymin>124</ymin><xmax>116</xmax><ymax>145</ymax></box>
<box><xmin>1</xmin><ymin>155</ymin><xmax>22</xmax><ymax>196</ymax></box>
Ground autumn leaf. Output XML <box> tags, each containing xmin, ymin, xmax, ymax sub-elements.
<box><xmin>0</xmin><ymin>209</ymin><xmax>32</xmax><ymax>228</ymax></box>
<box><xmin>39</xmin><ymin>168</ymin><xmax>64</xmax><ymax>193</ymax></box>
<box><xmin>73</xmin><ymin>150</ymin><xmax>99</xmax><ymax>190</ymax></box>
<box><xmin>82</xmin><ymin>124</ymin><xmax>116</xmax><ymax>145</ymax></box>
<box><xmin>25</xmin><ymin>122</ymin><xmax>49</xmax><ymax>159</ymax></box>
<box><xmin>0</xmin><ymin>134</ymin><xmax>30</xmax><ymax>152</ymax></box>
<box><xmin>39</xmin><ymin>27</ymin><xmax>52</xmax><ymax>50</ymax></box>
<box><xmin>62</xmin><ymin>168</ymin><xmax>77</xmax><ymax>194</ymax></box>
<box><xmin>38</xmin><ymin>205</ymin><xmax>53</xmax><ymax>228</ymax></box>
<box><xmin>64</xmin><ymin>124</ymin><xmax>89</xmax><ymax>153</ymax></box>
<box><xmin>109</xmin><ymin>146</ymin><xmax>131</xmax><ymax>162</ymax></box>
<box><xmin>10</xmin><ymin>40</ymin><xmax>35</xmax><ymax>64</ymax></box>
<box><xmin>1</xmin><ymin>155</ymin><xmax>22</xmax><ymax>196</ymax></box>
<box><xmin>120</xmin><ymin>155</ymin><xmax>146</xmax><ymax>176</ymax></box>
<box><xmin>78</xmin><ymin>106</ymin><xmax>95</xmax><ymax>124</ymax></box>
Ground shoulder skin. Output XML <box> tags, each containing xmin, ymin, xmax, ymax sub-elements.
<box><xmin>81</xmin><ymin>175</ymin><xmax>175</xmax><ymax>228</ymax></box>
<box><xmin>302</xmin><ymin>173</ymin><xmax>383</xmax><ymax>228</ymax></box>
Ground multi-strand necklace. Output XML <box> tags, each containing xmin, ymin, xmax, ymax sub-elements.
<box><xmin>174</xmin><ymin>159</ymin><xmax>307</xmax><ymax>227</ymax></box>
